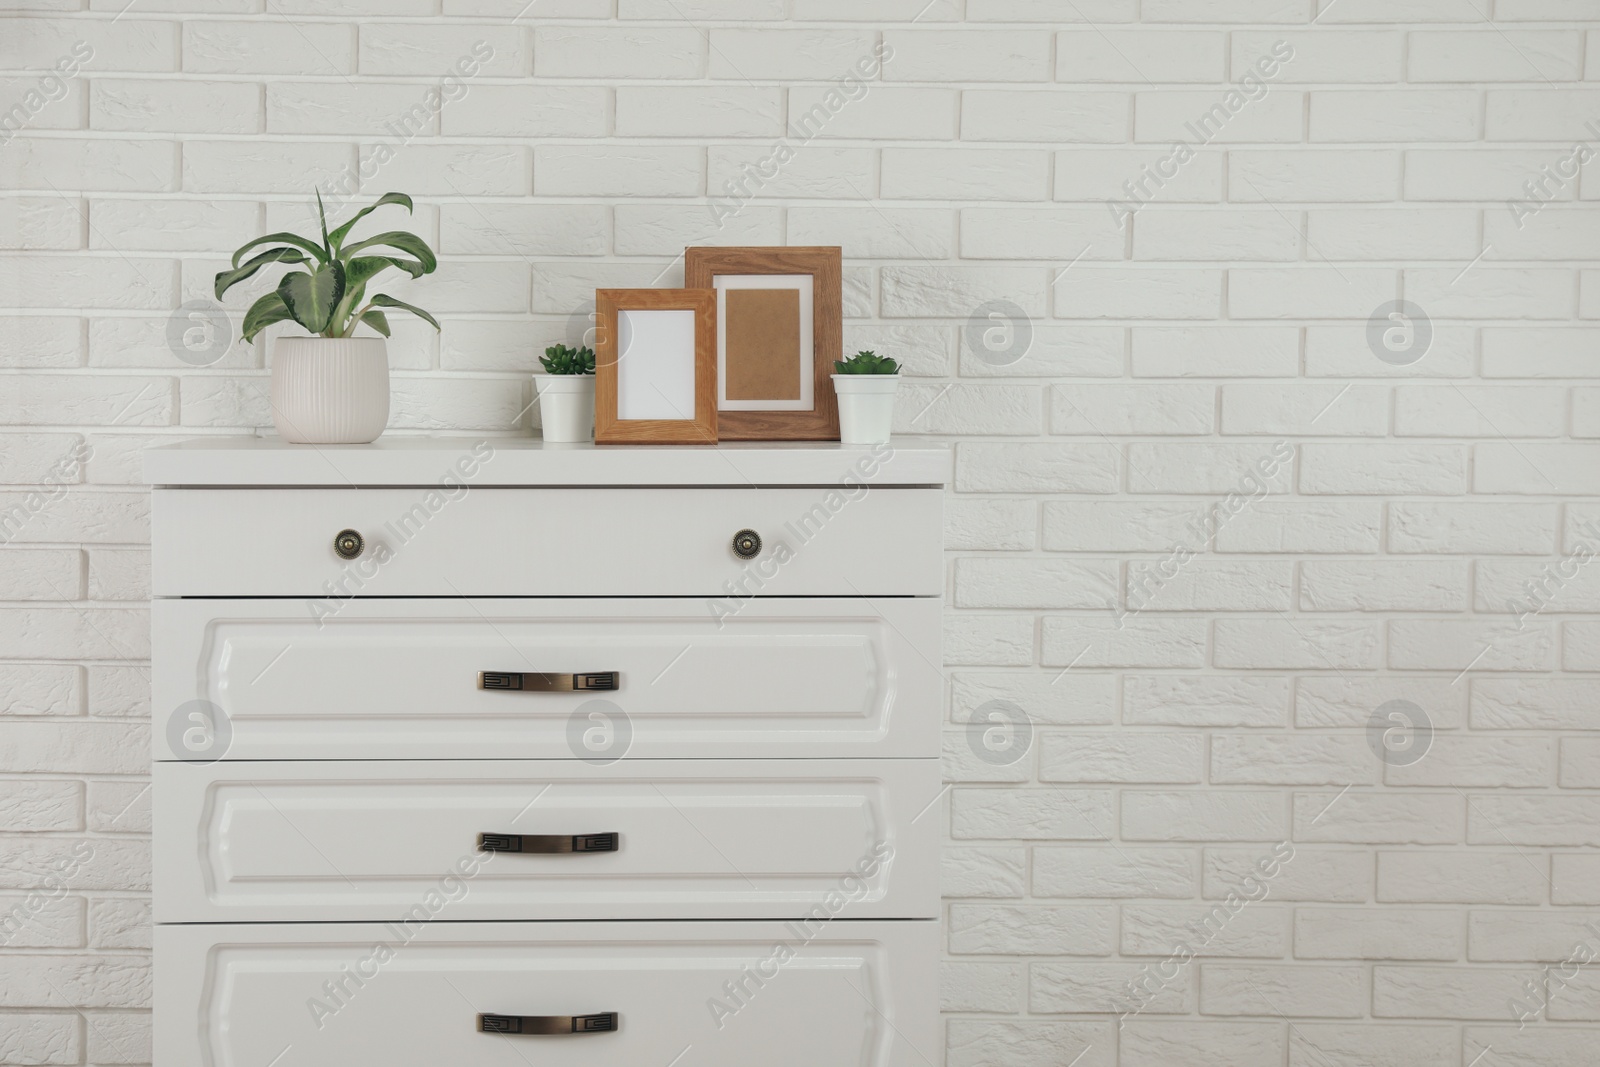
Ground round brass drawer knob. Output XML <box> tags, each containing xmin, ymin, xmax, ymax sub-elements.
<box><xmin>731</xmin><ymin>529</ymin><xmax>762</xmax><ymax>560</ymax></box>
<box><xmin>333</xmin><ymin>529</ymin><xmax>365</xmax><ymax>560</ymax></box>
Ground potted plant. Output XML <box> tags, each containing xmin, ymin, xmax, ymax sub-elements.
<box><xmin>831</xmin><ymin>349</ymin><xmax>901</xmax><ymax>444</ymax></box>
<box><xmin>215</xmin><ymin>191</ymin><xmax>439</xmax><ymax>444</ymax></box>
<box><xmin>535</xmin><ymin>343</ymin><xmax>596</xmax><ymax>443</ymax></box>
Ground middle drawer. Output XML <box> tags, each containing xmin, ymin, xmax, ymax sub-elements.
<box><xmin>153</xmin><ymin>758</ymin><xmax>939</xmax><ymax>923</ymax></box>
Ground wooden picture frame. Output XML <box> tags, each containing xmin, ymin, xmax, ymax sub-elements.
<box><xmin>594</xmin><ymin>288</ymin><xmax>717</xmax><ymax>445</ymax></box>
<box><xmin>683</xmin><ymin>246</ymin><xmax>842</xmax><ymax>441</ymax></box>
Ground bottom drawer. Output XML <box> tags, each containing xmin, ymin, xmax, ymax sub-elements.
<box><xmin>155</xmin><ymin>919</ymin><xmax>938</xmax><ymax>1066</ymax></box>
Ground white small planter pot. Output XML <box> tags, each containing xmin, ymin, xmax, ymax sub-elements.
<box><xmin>535</xmin><ymin>374</ymin><xmax>595</xmax><ymax>443</ymax></box>
<box><xmin>270</xmin><ymin>337</ymin><xmax>390</xmax><ymax>444</ymax></box>
<box><xmin>831</xmin><ymin>373</ymin><xmax>900</xmax><ymax>445</ymax></box>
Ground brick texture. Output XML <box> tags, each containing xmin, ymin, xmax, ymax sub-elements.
<box><xmin>1</xmin><ymin>2</ymin><xmax>1597</xmax><ymax>1064</ymax></box>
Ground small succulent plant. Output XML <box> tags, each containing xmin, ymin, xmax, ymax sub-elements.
<box><xmin>540</xmin><ymin>343</ymin><xmax>596</xmax><ymax>375</ymax></box>
<box><xmin>834</xmin><ymin>349</ymin><xmax>901</xmax><ymax>374</ymax></box>
<box><xmin>215</xmin><ymin>191</ymin><xmax>439</xmax><ymax>343</ymax></box>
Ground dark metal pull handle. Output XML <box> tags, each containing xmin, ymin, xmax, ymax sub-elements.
<box><xmin>479</xmin><ymin>1012</ymin><xmax>618</xmax><ymax>1035</ymax></box>
<box><xmin>479</xmin><ymin>671</ymin><xmax>618</xmax><ymax>692</ymax></box>
<box><xmin>479</xmin><ymin>832</ymin><xmax>619</xmax><ymax>854</ymax></box>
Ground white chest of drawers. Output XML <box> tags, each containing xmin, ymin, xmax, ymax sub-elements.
<box><xmin>146</xmin><ymin>438</ymin><xmax>947</xmax><ymax>1067</ymax></box>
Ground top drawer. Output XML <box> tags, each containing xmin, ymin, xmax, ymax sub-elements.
<box><xmin>152</xmin><ymin>487</ymin><xmax>941</xmax><ymax>598</ymax></box>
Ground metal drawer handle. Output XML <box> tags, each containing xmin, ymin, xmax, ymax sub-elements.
<box><xmin>478</xmin><ymin>832</ymin><xmax>619</xmax><ymax>854</ymax></box>
<box><xmin>333</xmin><ymin>529</ymin><xmax>364</xmax><ymax>560</ymax></box>
<box><xmin>478</xmin><ymin>671</ymin><xmax>618</xmax><ymax>692</ymax></box>
<box><xmin>479</xmin><ymin>1012</ymin><xmax>618</xmax><ymax>1035</ymax></box>
<box><xmin>731</xmin><ymin>528</ymin><xmax>761</xmax><ymax>559</ymax></box>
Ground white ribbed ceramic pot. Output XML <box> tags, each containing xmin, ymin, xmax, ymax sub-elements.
<box><xmin>270</xmin><ymin>336</ymin><xmax>390</xmax><ymax>444</ymax></box>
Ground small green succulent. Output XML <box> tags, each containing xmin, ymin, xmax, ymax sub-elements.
<box><xmin>214</xmin><ymin>190</ymin><xmax>439</xmax><ymax>343</ymax></box>
<box><xmin>540</xmin><ymin>343</ymin><xmax>596</xmax><ymax>375</ymax></box>
<box><xmin>834</xmin><ymin>349</ymin><xmax>901</xmax><ymax>374</ymax></box>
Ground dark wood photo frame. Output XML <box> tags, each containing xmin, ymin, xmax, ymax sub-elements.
<box><xmin>594</xmin><ymin>288</ymin><xmax>717</xmax><ymax>445</ymax></box>
<box><xmin>683</xmin><ymin>246</ymin><xmax>842</xmax><ymax>441</ymax></box>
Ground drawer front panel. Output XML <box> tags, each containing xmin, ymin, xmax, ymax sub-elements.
<box><xmin>154</xmin><ymin>759</ymin><xmax>940</xmax><ymax>922</ymax></box>
<box><xmin>154</xmin><ymin>920</ymin><xmax>938</xmax><ymax>1067</ymax></box>
<box><xmin>151</xmin><ymin>487</ymin><xmax>941</xmax><ymax>597</ymax></box>
<box><xmin>152</xmin><ymin>598</ymin><xmax>941</xmax><ymax>760</ymax></box>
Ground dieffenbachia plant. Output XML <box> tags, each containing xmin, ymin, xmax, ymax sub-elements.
<box><xmin>214</xmin><ymin>191</ymin><xmax>440</xmax><ymax>343</ymax></box>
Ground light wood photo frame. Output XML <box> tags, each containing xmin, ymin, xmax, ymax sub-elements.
<box><xmin>683</xmin><ymin>246</ymin><xmax>842</xmax><ymax>441</ymax></box>
<box><xmin>594</xmin><ymin>288</ymin><xmax>717</xmax><ymax>445</ymax></box>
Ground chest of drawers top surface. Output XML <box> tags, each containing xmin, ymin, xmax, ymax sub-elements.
<box><xmin>144</xmin><ymin>436</ymin><xmax>951</xmax><ymax>487</ymax></box>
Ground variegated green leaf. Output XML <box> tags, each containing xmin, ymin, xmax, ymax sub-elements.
<box><xmin>328</xmin><ymin>192</ymin><xmax>413</xmax><ymax>251</ymax></box>
<box><xmin>241</xmin><ymin>291</ymin><xmax>292</xmax><ymax>343</ymax></box>
<box><xmin>369</xmin><ymin>293</ymin><xmax>440</xmax><ymax>331</ymax></box>
<box><xmin>214</xmin><ymin>247</ymin><xmax>308</xmax><ymax>300</ymax></box>
<box><xmin>357</xmin><ymin>309</ymin><xmax>392</xmax><ymax>337</ymax></box>
<box><xmin>344</xmin><ymin>231</ymin><xmax>437</xmax><ymax>274</ymax></box>
<box><xmin>278</xmin><ymin>263</ymin><xmax>346</xmax><ymax>335</ymax></box>
<box><xmin>230</xmin><ymin>232</ymin><xmax>326</xmax><ymax>268</ymax></box>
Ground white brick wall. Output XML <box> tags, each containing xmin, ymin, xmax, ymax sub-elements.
<box><xmin>2</xmin><ymin>0</ymin><xmax>1599</xmax><ymax>1064</ymax></box>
